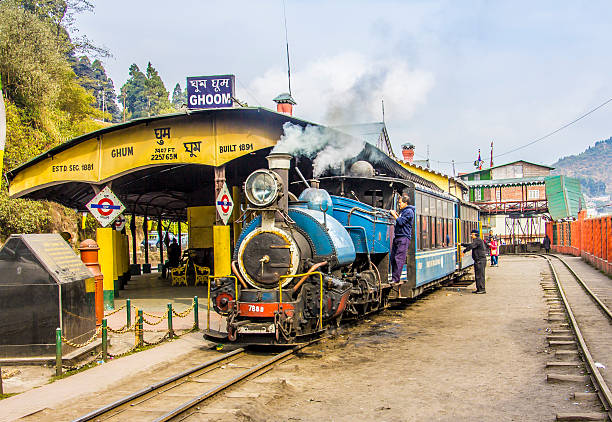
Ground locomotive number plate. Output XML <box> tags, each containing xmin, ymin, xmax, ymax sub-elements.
<box><xmin>248</xmin><ymin>304</ymin><xmax>264</xmax><ymax>313</ymax></box>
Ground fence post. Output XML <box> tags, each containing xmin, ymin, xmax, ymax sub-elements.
<box><xmin>102</xmin><ymin>319</ymin><xmax>108</xmax><ymax>361</ymax></box>
<box><xmin>55</xmin><ymin>328</ymin><xmax>62</xmax><ymax>376</ymax></box>
<box><xmin>136</xmin><ymin>308</ymin><xmax>143</xmax><ymax>348</ymax></box>
<box><xmin>194</xmin><ymin>296</ymin><xmax>199</xmax><ymax>330</ymax></box>
<box><xmin>0</xmin><ymin>365</ymin><xmax>3</xmax><ymax>395</ymax></box>
<box><xmin>167</xmin><ymin>303</ymin><xmax>173</xmax><ymax>338</ymax></box>
<box><xmin>126</xmin><ymin>299</ymin><xmax>131</xmax><ymax>328</ymax></box>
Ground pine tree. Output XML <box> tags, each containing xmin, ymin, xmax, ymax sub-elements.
<box><xmin>144</xmin><ymin>62</ymin><xmax>172</xmax><ymax>116</ymax></box>
<box><xmin>71</xmin><ymin>56</ymin><xmax>121</xmax><ymax>122</ymax></box>
<box><xmin>91</xmin><ymin>59</ymin><xmax>121</xmax><ymax>122</ymax></box>
<box><xmin>171</xmin><ymin>83</ymin><xmax>185</xmax><ymax>109</ymax></box>
<box><xmin>121</xmin><ymin>62</ymin><xmax>173</xmax><ymax>119</ymax></box>
<box><xmin>121</xmin><ymin>64</ymin><xmax>148</xmax><ymax>119</ymax></box>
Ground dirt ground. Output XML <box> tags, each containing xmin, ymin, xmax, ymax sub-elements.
<box><xmin>207</xmin><ymin>255</ymin><xmax>598</xmax><ymax>421</ymax></box>
<box><xmin>2</xmin><ymin>256</ymin><xmax>602</xmax><ymax>421</ymax></box>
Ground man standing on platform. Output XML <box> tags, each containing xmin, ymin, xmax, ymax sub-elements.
<box><xmin>462</xmin><ymin>229</ymin><xmax>487</xmax><ymax>294</ymax></box>
<box><xmin>168</xmin><ymin>238</ymin><xmax>181</xmax><ymax>269</ymax></box>
<box><xmin>389</xmin><ymin>193</ymin><xmax>415</xmax><ymax>284</ymax></box>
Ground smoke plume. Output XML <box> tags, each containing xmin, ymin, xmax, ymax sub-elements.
<box><xmin>273</xmin><ymin>123</ymin><xmax>365</xmax><ymax>177</ymax></box>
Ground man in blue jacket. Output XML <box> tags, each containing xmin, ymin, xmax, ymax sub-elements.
<box><xmin>390</xmin><ymin>193</ymin><xmax>415</xmax><ymax>283</ymax></box>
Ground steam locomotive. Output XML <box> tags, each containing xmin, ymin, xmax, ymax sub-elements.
<box><xmin>208</xmin><ymin>153</ymin><xmax>480</xmax><ymax>344</ymax></box>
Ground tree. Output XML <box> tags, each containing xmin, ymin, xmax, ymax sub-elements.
<box><xmin>171</xmin><ymin>83</ymin><xmax>186</xmax><ymax>109</ymax></box>
<box><xmin>71</xmin><ymin>56</ymin><xmax>121</xmax><ymax>122</ymax></box>
<box><xmin>145</xmin><ymin>62</ymin><xmax>173</xmax><ymax>116</ymax></box>
<box><xmin>0</xmin><ymin>0</ymin><xmax>105</xmax><ymax>239</ymax></box>
<box><xmin>121</xmin><ymin>62</ymin><xmax>174</xmax><ymax>119</ymax></box>
<box><xmin>121</xmin><ymin>64</ymin><xmax>148</xmax><ymax>119</ymax></box>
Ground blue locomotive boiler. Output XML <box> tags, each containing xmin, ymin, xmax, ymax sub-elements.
<box><xmin>208</xmin><ymin>153</ymin><xmax>394</xmax><ymax>344</ymax></box>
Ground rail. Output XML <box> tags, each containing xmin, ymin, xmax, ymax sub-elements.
<box><xmin>71</xmin><ymin>348</ymin><xmax>246</xmax><ymax>422</ymax></box>
<box><xmin>152</xmin><ymin>342</ymin><xmax>315</xmax><ymax>421</ymax></box>
<box><xmin>540</xmin><ymin>254</ymin><xmax>612</xmax><ymax>418</ymax></box>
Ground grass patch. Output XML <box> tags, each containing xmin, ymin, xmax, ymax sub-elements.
<box><xmin>0</xmin><ymin>393</ymin><xmax>18</xmax><ymax>400</ymax></box>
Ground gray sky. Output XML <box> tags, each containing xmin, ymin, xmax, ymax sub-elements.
<box><xmin>75</xmin><ymin>0</ymin><xmax>612</xmax><ymax>175</ymax></box>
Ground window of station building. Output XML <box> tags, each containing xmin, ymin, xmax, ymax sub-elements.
<box><xmin>527</xmin><ymin>189</ymin><xmax>539</xmax><ymax>200</ymax></box>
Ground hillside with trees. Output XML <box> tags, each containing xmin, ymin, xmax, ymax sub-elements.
<box><xmin>551</xmin><ymin>136</ymin><xmax>612</xmax><ymax>196</ymax></box>
<box><xmin>0</xmin><ymin>0</ymin><xmax>185</xmax><ymax>242</ymax></box>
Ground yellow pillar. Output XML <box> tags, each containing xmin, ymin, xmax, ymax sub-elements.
<box><xmin>97</xmin><ymin>227</ymin><xmax>116</xmax><ymax>310</ymax></box>
<box><xmin>213</xmin><ymin>225</ymin><xmax>231</xmax><ymax>277</ymax></box>
<box><xmin>122</xmin><ymin>234</ymin><xmax>129</xmax><ymax>278</ymax></box>
<box><xmin>112</xmin><ymin>230</ymin><xmax>120</xmax><ymax>296</ymax></box>
<box><xmin>232</xmin><ymin>186</ymin><xmax>241</xmax><ymax>248</ymax></box>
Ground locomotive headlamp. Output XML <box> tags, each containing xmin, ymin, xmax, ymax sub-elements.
<box><xmin>244</xmin><ymin>169</ymin><xmax>282</xmax><ymax>207</ymax></box>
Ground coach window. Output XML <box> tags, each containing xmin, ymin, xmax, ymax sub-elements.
<box><xmin>415</xmin><ymin>213</ymin><xmax>421</xmax><ymax>250</ymax></box>
<box><xmin>415</xmin><ymin>192</ymin><xmax>422</xmax><ymax>215</ymax></box>
<box><xmin>421</xmin><ymin>215</ymin><xmax>429</xmax><ymax>249</ymax></box>
<box><xmin>430</xmin><ymin>215</ymin><xmax>436</xmax><ymax>248</ymax></box>
<box><xmin>422</xmin><ymin>195</ymin><xmax>429</xmax><ymax>215</ymax></box>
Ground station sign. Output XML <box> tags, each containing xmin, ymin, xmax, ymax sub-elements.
<box><xmin>113</xmin><ymin>214</ymin><xmax>126</xmax><ymax>231</ymax></box>
<box><xmin>216</xmin><ymin>183</ymin><xmax>234</xmax><ymax>225</ymax></box>
<box><xmin>86</xmin><ymin>186</ymin><xmax>126</xmax><ymax>227</ymax></box>
<box><xmin>186</xmin><ymin>75</ymin><xmax>235</xmax><ymax>109</ymax></box>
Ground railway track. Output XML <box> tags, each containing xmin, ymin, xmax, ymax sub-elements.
<box><xmin>73</xmin><ymin>341</ymin><xmax>315</xmax><ymax>422</ymax></box>
<box><xmin>541</xmin><ymin>254</ymin><xmax>612</xmax><ymax>421</ymax></box>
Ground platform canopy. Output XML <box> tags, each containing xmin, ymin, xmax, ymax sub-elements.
<box><xmin>7</xmin><ymin>107</ymin><xmax>437</xmax><ymax>221</ymax></box>
<box><xmin>6</xmin><ymin>108</ymin><xmax>322</xmax><ymax>219</ymax></box>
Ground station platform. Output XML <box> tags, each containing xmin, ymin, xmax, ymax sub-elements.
<box><xmin>104</xmin><ymin>273</ymin><xmax>227</xmax><ymax>354</ymax></box>
<box><xmin>0</xmin><ymin>255</ymin><xmax>601</xmax><ymax>421</ymax></box>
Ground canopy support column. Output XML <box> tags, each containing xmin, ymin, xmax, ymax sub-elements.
<box><xmin>131</xmin><ymin>212</ymin><xmax>137</xmax><ymax>265</ymax></box>
<box><xmin>143</xmin><ymin>214</ymin><xmax>149</xmax><ymax>265</ymax></box>
<box><xmin>158</xmin><ymin>215</ymin><xmax>164</xmax><ymax>267</ymax></box>
<box><xmin>213</xmin><ymin>165</ymin><xmax>230</xmax><ymax>277</ymax></box>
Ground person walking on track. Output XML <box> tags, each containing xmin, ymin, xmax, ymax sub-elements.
<box><xmin>543</xmin><ymin>234</ymin><xmax>551</xmax><ymax>253</ymax></box>
<box><xmin>389</xmin><ymin>193</ymin><xmax>415</xmax><ymax>284</ymax></box>
<box><xmin>462</xmin><ymin>229</ymin><xmax>487</xmax><ymax>294</ymax></box>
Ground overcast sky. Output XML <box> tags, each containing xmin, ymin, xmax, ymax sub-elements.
<box><xmin>75</xmin><ymin>0</ymin><xmax>612</xmax><ymax>175</ymax></box>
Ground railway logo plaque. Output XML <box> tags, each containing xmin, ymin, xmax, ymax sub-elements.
<box><xmin>216</xmin><ymin>183</ymin><xmax>233</xmax><ymax>225</ymax></box>
<box><xmin>86</xmin><ymin>186</ymin><xmax>126</xmax><ymax>227</ymax></box>
<box><xmin>113</xmin><ymin>214</ymin><xmax>126</xmax><ymax>231</ymax></box>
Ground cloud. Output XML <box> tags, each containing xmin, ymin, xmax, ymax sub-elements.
<box><xmin>243</xmin><ymin>52</ymin><xmax>435</xmax><ymax>127</ymax></box>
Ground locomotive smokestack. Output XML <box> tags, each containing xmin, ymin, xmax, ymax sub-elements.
<box><xmin>266</xmin><ymin>152</ymin><xmax>292</xmax><ymax>212</ymax></box>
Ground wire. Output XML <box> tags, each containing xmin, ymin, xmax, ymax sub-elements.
<box><xmin>235</xmin><ymin>79</ymin><xmax>263</xmax><ymax>107</ymax></box>
<box><xmin>495</xmin><ymin>96</ymin><xmax>612</xmax><ymax>159</ymax></box>
<box><xmin>414</xmin><ymin>96</ymin><xmax>612</xmax><ymax>166</ymax></box>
